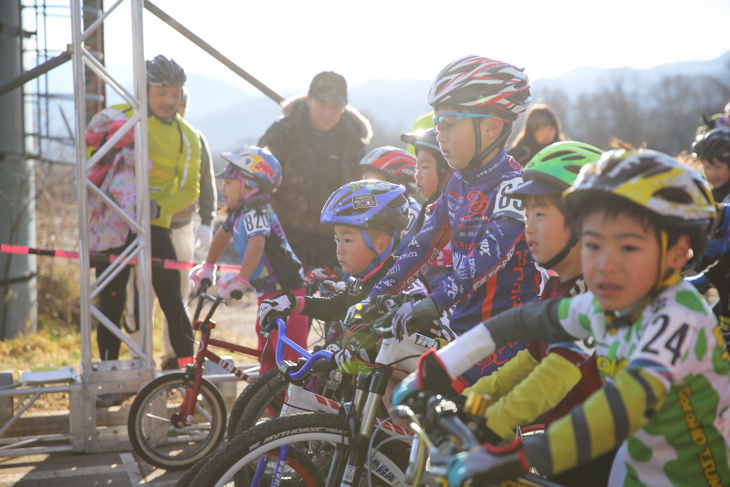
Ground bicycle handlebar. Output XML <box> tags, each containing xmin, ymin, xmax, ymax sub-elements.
<box><xmin>272</xmin><ymin>317</ymin><xmax>333</xmax><ymax>381</ymax></box>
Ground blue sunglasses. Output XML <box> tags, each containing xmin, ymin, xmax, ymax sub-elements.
<box><xmin>433</xmin><ymin>112</ymin><xmax>495</xmax><ymax>133</ymax></box>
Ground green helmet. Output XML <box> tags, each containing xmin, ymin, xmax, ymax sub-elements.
<box><xmin>507</xmin><ymin>141</ymin><xmax>603</xmax><ymax>198</ymax></box>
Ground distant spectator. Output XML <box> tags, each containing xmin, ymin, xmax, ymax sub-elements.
<box><xmin>508</xmin><ymin>104</ymin><xmax>565</xmax><ymax>165</ymax></box>
<box><xmin>258</xmin><ymin>71</ymin><xmax>372</xmax><ymax>269</ymax></box>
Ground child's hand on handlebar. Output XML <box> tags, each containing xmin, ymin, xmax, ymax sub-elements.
<box><xmin>447</xmin><ymin>437</ymin><xmax>531</xmax><ymax>486</ymax></box>
<box><xmin>190</xmin><ymin>262</ymin><xmax>216</xmax><ymax>294</ymax></box>
<box><xmin>258</xmin><ymin>292</ymin><xmax>296</xmax><ymax>332</ymax></box>
<box><xmin>391</xmin><ymin>297</ymin><xmax>440</xmax><ymax>341</ymax></box>
<box><xmin>218</xmin><ymin>274</ymin><xmax>249</xmax><ymax>300</ymax></box>
<box><xmin>391</xmin><ymin>349</ymin><xmax>458</xmax><ymax>406</ymax></box>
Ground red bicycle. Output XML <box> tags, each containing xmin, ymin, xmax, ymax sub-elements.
<box><xmin>127</xmin><ymin>284</ymin><xmax>262</xmax><ymax>470</ymax></box>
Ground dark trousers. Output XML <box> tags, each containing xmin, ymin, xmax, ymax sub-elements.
<box><xmin>94</xmin><ymin>226</ymin><xmax>194</xmax><ymax>360</ymax></box>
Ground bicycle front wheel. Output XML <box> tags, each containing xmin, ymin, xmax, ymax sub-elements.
<box><xmin>190</xmin><ymin>413</ymin><xmax>409</xmax><ymax>487</ymax></box>
<box><xmin>128</xmin><ymin>372</ymin><xmax>226</xmax><ymax>470</ymax></box>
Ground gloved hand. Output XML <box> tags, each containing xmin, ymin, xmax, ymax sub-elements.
<box><xmin>330</xmin><ymin>347</ymin><xmax>373</xmax><ymax>374</ymax></box>
<box><xmin>345</xmin><ymin>297</ymin><xmax>371</xmax><ymax>323</ymax></box>
<box><xmin>304</xmin><ymin>267</ymin><xmax>334</xmax><ymax>287</ymax></box>
<box><xmin>190</xmin><ymin>262</ymin><xmax>216</xmax><ymax>294</ymax></box>
<box><xmin>391</xmin><ymin>349</ymin><xmax>457</xmax><ymax>406</ymax></box>
<box><xmin>258</xmin><ymin>292</ymin><xmax>296</xmax><ymax>332</ymax></box>
<box><xmin>391</xmin><ymin>297</ymin><xmax>440</xmax><ymax>341</ymax></box>
<box><xmin>447</xmin><ymin>438</ymin><xmax>530</xmax><ymax>486</ymax></box>
<box><xmin>217</xmin><ymin>273</ymin><xmax>249</xmax><ymax>300</ymax></box>
<box><xmin>150</xmin><ymin>200</ymin><xmax>161</xmax><ymax>221</ymax></box>
<box><xmin>195</xmin><ymin>224</ymin><xmax>213</xmax><ymax>249</ymax></box>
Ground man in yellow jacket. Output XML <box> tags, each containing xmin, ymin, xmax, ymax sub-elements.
<box><xmin>95</xmin><ymin>55</ymin><xmax>200</xmax><ymax>375</ymax></box>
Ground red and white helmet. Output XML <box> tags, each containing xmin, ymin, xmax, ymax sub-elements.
<box><xmin>359</xmin><ymin>146</ymin><xmax>417</xmax><ymax>194</ymax></box>
<box><xmin>427</xmin><ymin>55</ymin><xmax>531</xmax><ymax>121</ymax></box>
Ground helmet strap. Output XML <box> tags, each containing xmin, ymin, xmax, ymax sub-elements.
<box><xmin>538</xmin><ymin>233</ymin><xmax>580</xmax><ymax>270</ymax></box>
<box><xmin>358</xmin><ymin>229</ymin><xmax>395</xmax><ymax>278</ymax></box>
<box><xmin>466</xmin><ymin>119</ymin><xmax>511</xmax><ymax>171</ymax></box>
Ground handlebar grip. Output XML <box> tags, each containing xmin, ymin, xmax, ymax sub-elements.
<box><xmin>199</xmin><ymin>281</ymin><xmax>210</xmax><ymax>293</ymax></box>
<box><xmin>230</xmin><ymin>290</ymin><xmax>243</xmax><ymax>300</ymax></box>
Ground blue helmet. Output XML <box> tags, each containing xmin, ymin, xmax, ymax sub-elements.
<box><xmin>320</xmin><ymin>180</ymin><xmax>409</xmax><ymax>234</ymax></box>
<box><xmin>219</xmin><ymin>146</ymin><xmax>283</xmax><ymax>194</ymax></box>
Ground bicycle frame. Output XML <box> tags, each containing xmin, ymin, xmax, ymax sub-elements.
<box><xmin>175</xmin><ymin>291</ymin><xmax>262</xmax><ymax>428</ymax></box>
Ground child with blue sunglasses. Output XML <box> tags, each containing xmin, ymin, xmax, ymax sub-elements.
<box><xmin>369</xmin><ymin>55</ymin><xmax>540</xmax><ymax>387</ymax></box>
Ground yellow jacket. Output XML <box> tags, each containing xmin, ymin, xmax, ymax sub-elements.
<box><xmin>113</xmin><ymin>104</ymin><xmax>201</xmax><ymax>229</ymax></box>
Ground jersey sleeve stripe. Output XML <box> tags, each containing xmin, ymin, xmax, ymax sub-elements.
<box><xmin>570</xmin><ymin>406</ymin><xmax>594</xmax><ymax>466</ymax></box>
<box><xmin>604</xmin><ymin>384</ymin><xmax>630</xmax><ymax>446</ymax></box>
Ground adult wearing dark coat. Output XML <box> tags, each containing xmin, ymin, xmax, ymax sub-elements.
<box><xmin>259</xmin><ymin>72</ymin><xmax>372</xmax><ymax>269</ymax></box>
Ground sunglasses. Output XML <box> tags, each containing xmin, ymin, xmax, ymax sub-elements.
<box><xmin>433</xmin><ymin>112</ymin><xmax>496</xmax><ymax>133</ymax></box>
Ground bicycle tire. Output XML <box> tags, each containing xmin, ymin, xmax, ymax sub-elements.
<box><xmin>128</xmin><ymin>372</ymin><xmax>226</xmax><ymax>470</ymax></box>
<box><xmin>232</xmin><ymin>360</ymin><xmax>338</xmax><ymax>438</ymax></box>
<box><xmin>234</xmin><ymin>371</ymin><xmax>287</xmax><ymax>435</ymax></box>
<box><xmin>191</xmin><ymin>413</ymin><xmax>410</xmax><ymax>487</ymax></box>
<box><xmin>227</xmin><ymin>368</ymin><xmax>281</xmax><ymax>440</ymax></box>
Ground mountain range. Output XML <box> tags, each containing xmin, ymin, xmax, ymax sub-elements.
<box><xmin>36</xmin><ymin>51</ymin><xmax>730</xmax><ymax>167</ymax></box>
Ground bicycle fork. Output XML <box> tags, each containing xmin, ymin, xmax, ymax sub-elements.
<box><xmin>339</xmin><ymin>368</ymin><xmax>393</xmax><ymax>487</ymax></box>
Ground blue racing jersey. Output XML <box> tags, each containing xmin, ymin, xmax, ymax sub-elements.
<box><xmin>223</xmin><ymin>201</ymin><xmax>305</xmax><ymax>296</ymax></box>
<box><xmin>369</xmin><ymin>150</ymin><xmax>540</xmax><ymax>334</ymax></box>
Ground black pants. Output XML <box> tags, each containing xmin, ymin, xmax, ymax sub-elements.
<box><xmin>94</xmin><ymin>226</ymin><xmax>194</xmax><ymax>361</ymax></box>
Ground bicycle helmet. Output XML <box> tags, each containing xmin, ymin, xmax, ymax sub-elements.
<box><xmin>220</xmin><ymin>146</ymin><xmax>283</xmax><ymax>195</ymax></box>
<box><xmin>427</xmin><ymin>55</ymin><xmax>531</xmax><ymax>119</ymax></box>
<box><xmin>401</xmin><ymin>129</ymin><xmax>451</xmax><ymax>186</ymax></box>
<box><xmin>321</xmin><ymin>180</ymin><xmax>409</xmax><ymax>276</ymax></box>
<box><xmin>506</xmin><ymin>141</ymin><xmax>603</xmax><ymax>270</ymax></box>
<box><xmin>359</xmin><ymin>147</ymin><xmax>417</xmax><ymax>194</ymax></box>
<box><xmin>427</xmin><ymin>55</ymin><xmax>531</xmax><ymax>171</ymax></box>
<box><xmin>692</xmin><ymin>128</ymin><xmax>730</xmax><ymax>163</ymax></box>
<box><xmin>146</xmin><ymin>55</ymin><xmax>186</xmax><ymax>86</ymax></box>
<box><xmin>696</xmin><ymin>113</ymin><xmax>730</xmax><ymax>138</ymax></box>
<box><xmin>509</xmin><ymin>141</ymin><xmax>604</xmax><ymax>197</ymax></box>
<box><xmin>565</xmin><ymin>149</ymin><xmax>716</xmax><ymax>270</ymax></box>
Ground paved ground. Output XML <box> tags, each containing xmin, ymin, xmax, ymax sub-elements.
<box><xmin>0</xmin><ymin>450</ymin><xmax>184</xmax><ymax>486</ymax></box>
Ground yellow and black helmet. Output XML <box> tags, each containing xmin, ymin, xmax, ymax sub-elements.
<box><xmin>564</xmin><ymin>149</ymin><xmax>716</xmax><ymax>265</ymax></box>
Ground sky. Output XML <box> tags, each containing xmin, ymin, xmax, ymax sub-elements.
<box><xmin>32</xmin><ymin>0</ymin><xmax>730</xmax><ymax>97</ymax></box>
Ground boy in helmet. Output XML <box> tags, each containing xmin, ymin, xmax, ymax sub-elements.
<box><xmin>189</xmin><ymin>146</ymin><xmax>307</xmax><ymax>372</ymax></box>
<box><xmin>257</xmin><ymin>180</ymin><xmax>454</xmax><ymax>372</ymax></box>
<box><xmin>403</xmin><ymin>128</ymin><xmax>454</xmax><ymax>287</ymax></box>
<box><xmin>358</xmin><ymin>146</ymin><xmax>422</xmax><ymax>255</ymax></box>
<box><xmin>395</xmin><ymin>150</ymin><xmax>730</xmax><ymax>486</ymax></box>
<box><xmin>460</xmin><ymin>141</ymin><xmax>614</xmax><ymax>486</ymax></box>
<box><xmin>688</xmin><ymin>128</ymin><xmax>730</xmax><ymax>336</ymax></box>
<box><xmin>369</xmin><ymin>55</ymin><xmax>540</xmax><ymax>386</ymax></box>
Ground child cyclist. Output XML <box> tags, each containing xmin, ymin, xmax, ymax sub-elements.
<box><xmin>359</xmin><ymin>146</ymin><xmax>422</xmax><ymax>255</ymax></box>
<box><xmin>402</xmin><ymin>128</ymin><xmax>454</xmax><ymax>287</ymax></box>
<box><xmin>395</xmin><ymin>149</ymin><xmax>730</xmax><ymax>486</ymax></box>
<box><xmin>257</xmin><ymin>180</ymin><xmax>454</xmax><ymax>370</ymax></box>
<box><xmin>687</xmin><ymin>128</ymin><xmax>730</xmax><ymax>331</ymax></box>
<box><xmin>189</xmin><ymin>146</ymin><xmax>308</xmax><ymax>372</ymax></box>
<box><xmin>370</xmin><ymin>55</ymin><xmax>539</xmax><ymax>386</ymax></box>
<box><xmin>462</xmin><ymin>141</ymin><xmax>614</xmax><ymax>486</ymax></box>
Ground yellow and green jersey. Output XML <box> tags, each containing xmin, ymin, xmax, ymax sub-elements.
<box><xmin>113</xmin><ymin>104</ymin><xmax>201</xmax><ymax>229</ymax></box>
<box><xmin>543</xmin><ymin>281</ymin><xmax>730</xmax><ymax>486</ymax></box>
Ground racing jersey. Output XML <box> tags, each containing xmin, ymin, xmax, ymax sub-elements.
<box><xmin>395</xmin><ymin>196</ymin><xmax>423</xmax><ymax>257</ymax></box>
<box><xmin>479</xmin><ymin>281</ymin><xmax>730</xmax><ymax>485</ymax></box>
<box><xmin>369</xmin><ymin>150</ymin><xmax>539</xmax><ymax>333</ymax></box>
<box><xmin>223</xmin><ymin>202</ymin><xmax>304</xmax><ymax>296</ymax></box>
<box><xmin>113</xmin><ymin>104</ymin><xmax>201</xmax><ymax>229</ymax></box>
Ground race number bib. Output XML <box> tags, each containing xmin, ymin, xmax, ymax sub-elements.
<box><xmin>243</xmin><ymin>208</ymin><xmax>271</xmax><ymax>236</ymax></box>
<box><xmin>492</xmin><ymin>177</ymin><xmax>525</xmax><ymax>221</ymax></box>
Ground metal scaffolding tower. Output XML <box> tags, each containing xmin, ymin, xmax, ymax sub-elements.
<box><xmin>70</xmin><ymin>0</ymin><xmax>154</xmax><ymax>451</ymax></box>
